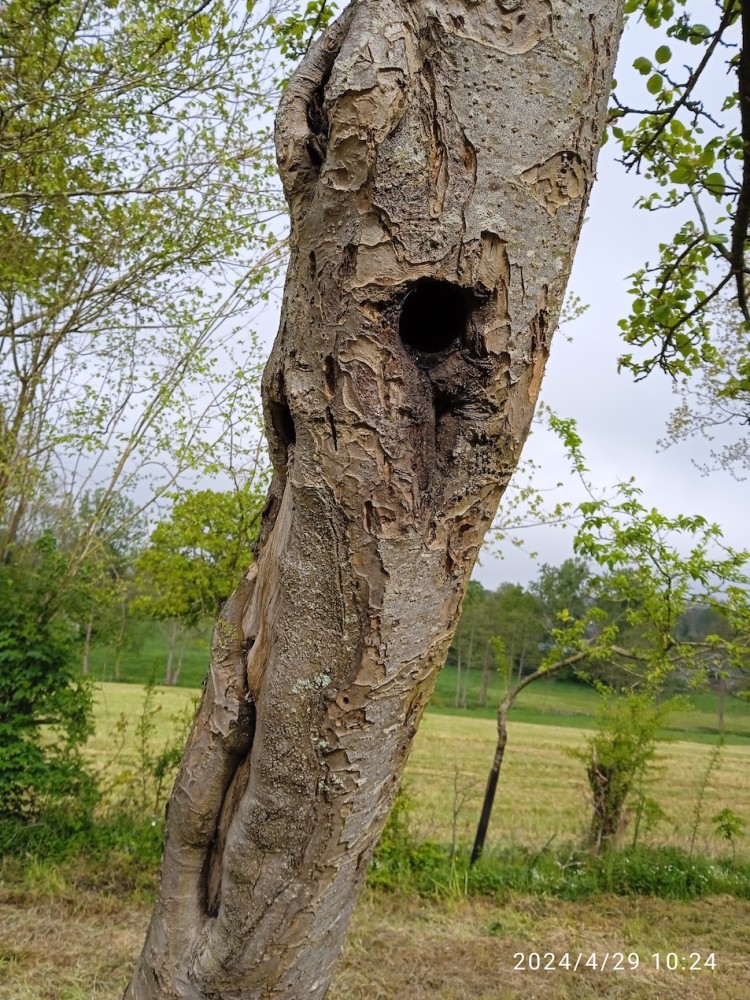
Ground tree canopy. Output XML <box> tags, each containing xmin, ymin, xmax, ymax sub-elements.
<box><xmin>0</xmin><ymin>0</ymin><xmax>289</xmax><ymax>568</ymax></box>
<box><xmin>611</xmin><ymin>1</ymin><xmax>748</xmax><ymax>379</ymax></box>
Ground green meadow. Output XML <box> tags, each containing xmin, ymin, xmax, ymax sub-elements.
<box><xmin>89</xmin><ymin>681</ymin><xmax>750</xmax><ymax>857</ymax></box>
<box><xmin>86</xmin><ymin>621</ymin><xmax>750</xmax><ymax>745</ymax></box>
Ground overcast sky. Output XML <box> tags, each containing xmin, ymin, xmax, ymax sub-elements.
<box><xmin>475</xmin><ymin>10</ymin><xmax>746</xmax><ymax>588</ymax></box>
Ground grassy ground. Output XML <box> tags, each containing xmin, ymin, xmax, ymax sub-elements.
<box><xmin>89</xmin><ymin>684</ymin><xmax>750</xmax><ymax>858</ymax></box>
<box><xmin>2</xmin><ymin>682</ymin><xmax>749</xmax><ymax>997</ymax></box>
<box><xmin>87</xmin><ymin>623</ymin><xmax>750</xmax><ymax>743</ymax></box>
<box><xmin>1</xmin><ymin>879</ymin><xmax>748</xmax><ymax>1000</ymax></box>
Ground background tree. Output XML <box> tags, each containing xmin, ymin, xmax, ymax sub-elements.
<box><xmin>0</xmin><ymin>0</ymin><xmax>292</xmax><ymax>827</ymax></box>
<box><xmin>674</xmin><ymin>601</ymin><xmax>744</xmax><ymax>731</ymax></box>
<box><xmin>449</xmin><ymin>580</ymin><xmax>492</xmax><ymax>707</ymax></box>
<box><xmin>0</xmin><ymin>0</ymin><xmax>287</xmax><ymax>571</ymax></box>
<box><xmin>68</xmin><ymin>490</ymin><xmax>147</xmax><ymax>676</ymax></box>
<box><xmin>488</xmin><ymin>583</ymin><xmax>545</xmax><ymax>688</ymax></box>
<box><xmin>135</xmin><ymin>486</ymin><xmax>264</xmax><ymax>684</ymax></box>
<box><xmin>661</xmin><ymin>297</ymin><xmax>750</xmax><ymax>474</ymax></box>
<box><xmin>531</xmin><ymin>558</ymin><xmax>591</xmax><ymax>633</ymax></box>
<box><xmin>446</xmin><ymin>580</ymin><xmax>545</xmax><ymax>707</ymax></box>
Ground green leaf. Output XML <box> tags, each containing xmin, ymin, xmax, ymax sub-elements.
<box><xmin>647</xmin><ymin>73</ymin><xmax>663</xmax><ymax>95</ymax></box>
<box><xmin>670</xmin><ymin>162</ymin><xmax>696</xmax><ymax>185</ymax></box>
<box><xmin>704</xmin><ymin>172</ymin><xmax>726</xmax><ymax>198</ymax></box>
<box><xmin>689</xmin><ymin>24</ymin><xmax>712</xmax><ymax>43</ymax></box>
<box><xmin>633</xmin><ymin>56</ymin><xmax>653</xmax><ymax>76</ymax></box>
<box><xmin>655</xmin><ymin>45</ymin><xmax>672</xmax><ymax>64</ymax></box>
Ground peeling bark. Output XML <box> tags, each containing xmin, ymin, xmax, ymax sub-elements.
<box><xmin>125</xmin><ymin>2</ymin><xmax>623</xmax><ymax>997</ymax></box>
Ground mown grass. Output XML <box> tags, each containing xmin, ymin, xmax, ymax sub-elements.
<box><xmin>405</xmin><ymin>713</ymin><xmax>750</xmax><ymax>856</ymax></box>
<box><xmin>3</xmin><ymin>881</ymin><xmax>749</xmax><ymax>1000</ymax></box>
<box><xmin>85</xmin><ymin>684</ymin><xmax>750</xmax><ymax>859</ymax></box>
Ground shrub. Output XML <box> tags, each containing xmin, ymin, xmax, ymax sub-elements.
<box><xmin>369</xmin><ymin>786</ymin><xmax>448</xmax><ymax>892</ymax></box>
<box><xmin>569</xmin><ymin>690</ymin><xmax>674</xmax><ymax>852</ymax></box>
<box><xmin>0</xmin><ymin>535</ymin><xmax>95</xmax><ymax>821</ymax></box>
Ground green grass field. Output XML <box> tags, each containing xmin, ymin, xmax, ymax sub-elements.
<box><xmin>87</xmin><ymin>621</ymin><xmax>750</xmax><ymax>744</ymax></box>
<box><xmin>90</xmin><ymin>682</ymin><xmax>750</xmax><ymax>858</ymax></box>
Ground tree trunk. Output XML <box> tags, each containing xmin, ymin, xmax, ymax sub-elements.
<box><xmin>164</xmin><ymin>620</ymin><xmax>182</xmax><ymax>687</ymax></box>
<box><xmin>717</xmin><ymin>674</ymin><xmax>727</xmax><ymax>734</ymax></box>
<box><xmin>82</xmin><ymin>619</ymin><xmax>93</xmax><ymax>676</ymax></box>
<box><xmin>471</xmin><ymin>649</ymin><xmax>588</xmax><ymax>863</ymax></box>
<box><xmin>463</xmin><ymin>625</ymin><xmax>475</xmax><ymax>708</ymax></box>
<box><xmin>173</xmin><ymin>644</ymin><xmax>186</xmax><ymax>687</ymax></box>
<box><xmin>126</xmin><ymin>2</ymin><xmax>622</xmax><ymax>997</ymax></box>
<box><xmin>114</xmin><ymin>594</ymin><xmax>128</xmax><ymax>682</ymax></box>
<box><xmin>455</xmin><ymin>641</ymin><xmax>463</xmax><ymax>707</ymax></box>
<box><xmin>471</xmin><ymin>695</ymin><xmax>510</xmax><ymax>864</ymax></box>
<box><xmin>479</xmin><ymin>640</ymin><xmax>490</xmax><ymax>707</ymax></box>
<box><xmin>517</xmin><ymin>634</ymin><xmax>528</xmax><ymax>682</ymax></box>
<box><xmin>587</xmin><ymin>751</ymin><xmax>631</xmax><ymax>853</ymax></box>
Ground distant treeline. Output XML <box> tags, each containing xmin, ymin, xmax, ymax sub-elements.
<box><xmin>445</xmin><ymin>559</ymin><xmax>746</xmax><ymax>711</ymax></box>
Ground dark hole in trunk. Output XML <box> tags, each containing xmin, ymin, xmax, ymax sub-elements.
<box><xmin>399</xmin><ymin>279</ymin><xmax>468</xmax><ymax>354</ymax></box>
<box><xmin>269</xmin><ymin>399</ymin><xmax>297</xmax><ymax>451</ymax></box>
<box><xmin>306</xmin><ymin>65</ymin><xmax>332</xmax><ymax>170</ymax></box>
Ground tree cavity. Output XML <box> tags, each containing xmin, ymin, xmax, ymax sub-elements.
<box><xmin>398</xmin><ymin>279</ymin><xmax>468</xmax><ymax>355</ymax></box>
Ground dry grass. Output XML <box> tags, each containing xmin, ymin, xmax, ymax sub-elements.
<box><xmin>332</xmin><ymin>892</ymin><xmax>750</xmax><ymax>1000</ymax></box>
<box><xmin>1</xmin><ymin>880</ymin><xmax>749</xmax><ymax>1000</ymax></box>
<box><xmin>401</xmin><ymin>714</ymin><xmax>750</xmax><ymax>856</ymax></box>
